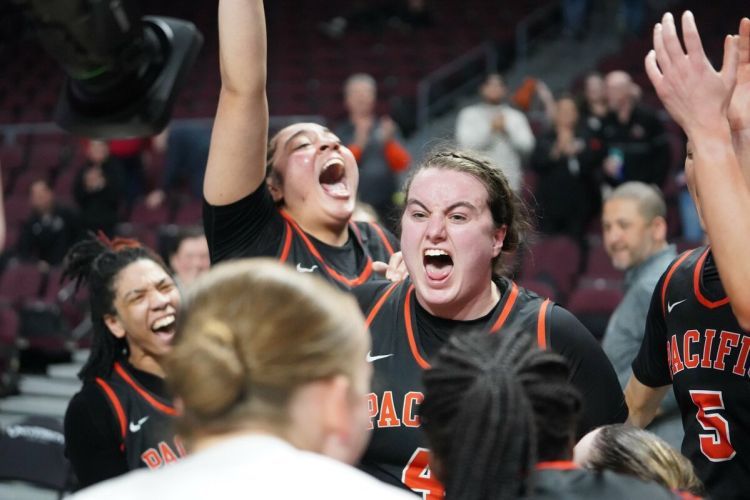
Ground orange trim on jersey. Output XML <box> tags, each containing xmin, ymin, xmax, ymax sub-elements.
<box><xmin>535</xmin><ymin>460</ymin><xmax>579</xmax><ymax>471</ymax></box>
<box><xmin>368</xmin><ymin>222</ymin><xmax>395</xmax><ymax>257</ymax></box>
<box><xmin>279</xmin><ymin>210</ymin><xmax>373</xmax><ymax>287</ymax></box>
<box><xmin>404</xmin><ymin>285</ymin><xmax>431</xmax><ymax>369</ymax></box>
<box><xmin>114</xmin><ymin>363</ymin><xmax>178</xmax><ymax>416</ymax></box>
<box><xmin>661</xmin><ymin>250</ymin><xmax>696</xmax><ymax>317</ymax></box>
<box><xmin>489</xmin><ymin>282</ymin><xmax>520</xmax><ymax>333</ymax></box>
<box><xmin>693</xmin><ymin>247</ymin><xmax>730</xmax><ymax>309</ymax></box>
<box><xmin>95</xmin><ymin>378</ymin><xmax>127</xmax><ymax>443</ymax></box>
<box><xmin>278</xmin><ymin>221</ymin><xmax>293</xmax><ymax>263</ymax></box>
<box><xmin>365</xmin><ymin>282</ymin><xmax>401</xmax><ymax>327</ymax></box>
<box><xmin>537</xmin><ymin>299</ymin><xmax>550</xmax><ymax>349</ymax></box>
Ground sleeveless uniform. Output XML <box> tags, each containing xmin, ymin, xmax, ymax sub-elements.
<box><xmin>95</xmin><ymin>361</ymin><xmax>185</xmax><ymax>470</ymax></box>
<box><xmin>276</xmin><ymin>210</ymin><xmax>395</xmax><ymax>290</ymax></box>
<box><xmin>633</xmin><ymin>246</ymin><xmax>750</xmax><ymax>500</ymax></box>
<box><xmin>357</xmin><ymin>277</ymin><xmax>624</xmax><ymax>497</ymax></box>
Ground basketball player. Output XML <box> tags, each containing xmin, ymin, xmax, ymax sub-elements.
<box><xmin>354</xmin><ymin>149</ymin><xmax>627</xmax><ymax>496</ymax></box>
<box><xmin>626</xmin><ymin>12</ymin><xmax>750</xmax><ymax>500</ymax></box>
<box><xmin>64</xmin><ymin>236</ymin><xmax>184</xmax><ymax>488</ymax></box>
<box><xmin>202</xmin><ymin>0</ymin><xmax>399</xmax><ymax>290</ymax></box>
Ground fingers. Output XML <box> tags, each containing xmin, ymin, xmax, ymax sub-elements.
<box><xmin>721</xmin><ymin>34</ymin><xmax>739</xmax><ymax>86</ymax></box>
<box><xmin>739</xmin><ymin>18</ymin><xmax>750</xmax><ymax>64</ymax></box>
<box><xmin>653</xmin><ymin>23</ymin><xmax>671</xmax><ymax>72</ymax></box>
<box><xmin>372</xmin><ymin>261</ymin><xmax>389</xmax><ymax>276</ymax></box>
<box><xmin>681</xmin><ymin>11</ymin><xmax>706</xmax><ymax>59</ymax></box>
<box><xmin>661</xmin><ymin>12</ymin><xmax>686</xmax><ymax>63</ymax></box>
<box><xmin>644</xmin><ymin>50</ymin><xmax>663</xmax><ymax>91</ymax></box>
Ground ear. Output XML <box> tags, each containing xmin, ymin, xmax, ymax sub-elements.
<box><xmin>651</xmin><ymin>216</ymin><xmax>668</xmax><ymax>243</ymax></box>
<box><xmin>318</xmin><ymin>375</ymin><xmax>363</xmax><ymax>464</ymax></box>
<box><xmin>492</xmin><ymin>224</ymin><xmax>508</xmax><ymax>257</ymax></box>
<box><xmin>266</xmin><ymin>176</ymin><xmax>284</xmax><ymax>203</ymax></box>
<box><xmin>103</xmin><ymin>313</ymin><xmax>126</xmax><ymax>339</ymax></box>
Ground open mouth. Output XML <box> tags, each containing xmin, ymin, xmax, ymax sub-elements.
<box><xmin>150</xmin><ymin>314</ymin><xmax>176</xmax><ymax>341</ymax></box>
<box><xmin>319</xmin><ymin>158</ymin><xmax>349</xmax><ymax>198</ymax></box>
<box><xmin>423</xmin><ymin>249</ymin><xmax>453</xmax><ymax>282</ymax></box>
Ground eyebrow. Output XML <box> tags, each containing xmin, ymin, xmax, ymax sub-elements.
<box><xmin>283</xmin><ymin>130</ymin><xmax>309</xmax><ymax>149</ymax></box>
<box><xmin>405</xmin><ymin>199</ymin><xmax>479</xmax><ymax>213</ymax></box>
<box><xmin>123</xmin><ymin>278</ymin><xmax>170</xmax><ymax>300</ymax></box>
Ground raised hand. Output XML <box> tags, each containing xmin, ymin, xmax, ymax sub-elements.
<box><xmin>729</xmin><ymin>18</ymin><xmax>750</xmax><ymax>132</ymax></box>
<box><xmin>644</xmin><ymin>11</ymin><xmax>739</xmax><ymax>138</ymax></box>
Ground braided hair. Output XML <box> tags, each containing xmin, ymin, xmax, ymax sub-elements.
<box><xmin>62</xmin><ymin>234</ymin><xmax>170</xmax><ymax>381</ymax></box>
<box><xmin>420</xmin><ymin>329</ymin><xmax>582</xmax><ymax>500</ymax></box>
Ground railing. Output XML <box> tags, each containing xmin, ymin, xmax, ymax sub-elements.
<box><xmin>416</xmin><ymin>42</ymin><xmax>498</xmax><ymax>130</ymax></box>
<box><xmin>515</xmin><ymin>2</ymin><xmax>562</xmax><ymax>77</ymax></box>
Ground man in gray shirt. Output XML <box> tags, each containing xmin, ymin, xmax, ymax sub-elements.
<box><xmin>601</xmin><ymin>181</ymin><xmax>682</xmax><ymax>448</ymax></box>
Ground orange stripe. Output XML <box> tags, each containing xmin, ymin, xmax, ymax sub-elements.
<box><xmin>489</xmin><ymin>282</ymin><xmax>519</xmax><ymax>333</ymax></box>
<box><xmin>369</xmin><ymin>223</ymin><xmax>395</xmax><ymax>257</ymax></box>
<box><xmin>114</xmin><ymin>363</ymin><xmax>177</xmax><ymax>416</ymax></box>
<box><xmin>279</xmin><ymin>210</ymin><xmax>373</xmax><ymax>287</ymax></box>
<box><xmin>536</xmin><ymin>299</ymin><xmax>550</xmax><ymax>350</ymax></box>
<box><xmin>96</xmin><ymin>378</ymin><xmax>127</xmax><ymax>442</ymax></box>
<box><xmin>693</xmin><ymin>247</ymin><xmax>730</xmax><ymax>309</ymax></box>
<box><xmin>365</xmin><ymin>282</ymin><xmax>400</xmax><ymax>327</ymax></box>
<box><xmin>278</xmin><ymin>222</ymin><xmax>293</xmax><ymax>263</ymax></box>
<box><xmin>661</xmin><ymin>250</ymin><xmax>695</xmax><ymax>317</ymax></box>
<box><xmin>535</xmin><ymin>460</ymin><xmax>579</xmax><ymax>471</ymax></box>
<box><xmin>404</xmin><ymin>286</ymin><xmax>431</xmax><ymax>369</ymax></box>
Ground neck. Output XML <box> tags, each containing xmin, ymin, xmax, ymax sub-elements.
<box><xmin>616</xmin><ymin>102</ymin><xmax>633</xmax><ymax>123</ymax></box>
<box><xmin>128</xmin><ymin>352</ymin><xmax>165</xmax><ymax>378</ymax></box>
<box><xmin>290</xmin><ymin>209</ymin><xmax>350</xmax><ymax>246</ymax></box>
<box><xmin>416</xmin><ymin>279</ymin><xmax>501</xmax><ymax>321</ymax></box>
<box><xmin>191</xmin><ymin>425</ymin><xmax>287</xmax><ymax>454</ymax></box>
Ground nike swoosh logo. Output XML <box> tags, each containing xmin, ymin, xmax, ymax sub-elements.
<box><xmin>667</xmin><ymin>299</ymin><xmax>687</xmax><ymax>313</ymax></box>
<box><xmin>129</xmin><ymin>416</ymin><xmax>149</xmax><ymax>433</ymax></box>
<box><xmin>296</xmin><ymin>263</ymin><xmax>318</xmax><ymax>273</ymax></box>
<box><xmin>366</xmin><ymin>351</ymin><xmax>394</xmax><ymax>363</ymax></box>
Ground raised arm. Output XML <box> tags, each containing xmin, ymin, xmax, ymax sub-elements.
<box><xmin>203</xmin><ymin>0</ymin><xmax>268</xmax><ymax>206</ymax></box>
<box><xmin>646</xmin><ymin>12</ymin><xmax>750</xmax><ymax>329</ymax></box>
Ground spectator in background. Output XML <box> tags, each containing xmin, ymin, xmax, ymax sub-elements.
<box><xmin>74</xmin><ymin>140</ymin><xmax>124</xmax><ymax>237</ymax></box>
<box><xmin>334</xmin><ymin>73</ymin><xmax>411</xmax><ymax>226</ymax></box>
<box><xmin>531</xmin><ymin>95</ymin><xmax>605</xmax><ymax>241</ymax></box>
<box><xmin>146</xmin><ymin>123</ymin><xmax>211</xmax><ymax>209</ymax></box>
<box><xmin>601</xmin><ymin>70</ymin><xmax>670</xmax><ymax>188</ymax></box>
<box><xmin>17</xmin><ymin>179</ymin><xmax>81</xmax><ymax>266</ymax></box>
<box><xmin>168</xmin><ymin>227</ymin><xmax>210</xmax><ymax>290</ymax></box>
<box><xmin>107</xmin><ymin>138</ymin><xmax>152</xmax><ymax>209</ymax></box>
<box><xmin>579</xmin><ymin>72</ymin><xmax>608</xmax><ymax>135</ymax></box>
<box><xmin>601</xmin><ymin>182</ymin><xmax>681</xmax><ymax>448</ymax></box>
<box><xmin>455</xmin><ymin>73</ymin><xmax>535</xmax><ymax>192</ymax></box>
<box><xmin>575</xmin><ymin>424</ymin><xmax>705</xmax><ymax>496</ymax></box>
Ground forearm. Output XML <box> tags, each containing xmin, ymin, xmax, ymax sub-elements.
<box><xmin>731</xmin><ymin>128</ymin><xmax>750</xmax><ymax>186</ymax></box>
<box><xmin>624</xmin><ymin>375</ymin><xmax>669</xmax><ymax>428</ymax></box>
<box><xmin>204</xmin><ymin>0</ymin><xmax>268</xmax><ymax>205</ymax></box>
<box><xmin>692</xmin><ymin>126</ymin><xmax>750</xmax><ymax>329</ymax></box>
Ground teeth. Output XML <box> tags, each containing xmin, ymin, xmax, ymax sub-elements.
<box><xmin>424</xmin><ymin>249</ymin><xmax>448</xmax><ymax>257</ymax></box>
<box><xmin>152</xmin><ymin>315</ymin><xmax>175</xmax><ymax>331</ymax></box>
<box><xmin>324</xmin><ymin>158</ymin><xmax>344</xmax><ymax>170</ymax></box>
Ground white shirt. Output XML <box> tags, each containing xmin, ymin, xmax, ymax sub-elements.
<box><xmin>71</xmin><ymin>435</ymin><xmax>415</xmax><ymax>500</ymax></box>
<box><xmin>455</xmin><ymin>102</ymin><xmax>535</xmax><ymax>191</ymax></box>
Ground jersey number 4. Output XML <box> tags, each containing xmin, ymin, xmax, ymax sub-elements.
<box><xmin>402</xmin><ymin>448</ymin><xmax>445</xmax><ymax>500</ymax></box>
<box><xmin>690</xmin><ymin>390</ymin><xmax>736</xmax><ymax>462</ymax></box>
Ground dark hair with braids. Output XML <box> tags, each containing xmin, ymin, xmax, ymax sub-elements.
<box><xmin>420</xmin><ymin>329</ymin><xmax>582</xmax><ymax>500</ymax></box>
<box><xmin>62</xmin><ymin>234</ymin><xmax>172</xmax><ymax>381</ymax></box>
<box><xmin>401</xmin><ymin>149</ymin><xmax>532</xmax><ymax>269</ymax></box>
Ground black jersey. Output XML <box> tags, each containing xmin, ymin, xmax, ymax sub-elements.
<box><xmin>633</xmin><ymin>246</ymin><xmax>750</xmax><ymax>500</ymax></box>
<box><xmin>356</xmin><ymin>277</ymin><xmax>627</xmax><ymax>496</ymax></box>
<box><xmin>203</xmin><ymin>184</ymin><xmax>397</xmax><ymax>290</ymax></box>
<box><xmin>95</xmin><ymin>361</ymin><xmax>185</xmax><ymax>471</ymax></box>
<box><xmin>532</xmin><ymin>462</ymin><xmax>690</xmax><ymax>499</ymax></box>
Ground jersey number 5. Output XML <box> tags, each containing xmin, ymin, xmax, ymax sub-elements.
<box><xmin>402</xmin><ymin>447</ymin><xmax>445</xmax><ymax>500</ymax></box>
<box><xmin>690</xmin><ymin>390</ymin><xmax>736</xmax><ymax>462</ymax></box>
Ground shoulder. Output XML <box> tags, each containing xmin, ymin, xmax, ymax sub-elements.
<box><xmin>352</xmin><ymin>279</ymin><xmax>400</xmax><ymax>313</ymax></box>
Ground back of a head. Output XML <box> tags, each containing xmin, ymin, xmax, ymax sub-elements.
<box><xmin>166</xmin><ymin>258</ymin><xmax>368</xmax><ymax>440</ymax></box>
<box><xmin>420</xmin><ymin>329</ymin><xmax>581</xmax><ymax>500</ymax></box>
<box><xmin>580</xmin><ymin>424</ymin><xmax>705</xmax><ymax>496</ymax></box>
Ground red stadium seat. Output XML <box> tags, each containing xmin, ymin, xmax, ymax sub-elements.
<box><xmin>566</xmin><ymin>287</ymin><xmax>624</xmax><ymax>340</ymax></box>
<box><xmin>0</xmin><ymin>262</ymin><xmax>44</xmax><ymax>306</ymax></box>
